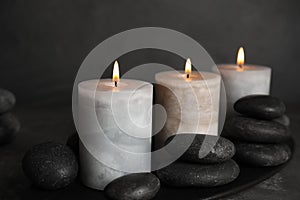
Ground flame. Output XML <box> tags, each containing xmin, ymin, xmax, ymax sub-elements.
<box><xmin>112</xmin><ymin>61</ymin><xmax>120</xmax><ymax>82</ymax></box>
<box><xmin>236</xmin><ymin>47</ymin><xmax>245</xmax><ymax>67</ymax></box>
<box><xmin>185</xmin><ymin>58</ymin><xmax>192</xmax><ymax>75</ymax></box>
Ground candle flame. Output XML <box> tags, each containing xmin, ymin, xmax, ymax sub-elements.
<box><xmin>112</xmin><ymin>61</ymin><xmax>120</xmax><ymax>83</ymax></box>
<box><xmin>236</xmin><ymin>47</ymin><xmax>245</xmax><ymax>67</ymax></box>
<box><xmin>185</xmin><ymin>58</ymin><xmax>192</xmax><ymax>75</ymax></box>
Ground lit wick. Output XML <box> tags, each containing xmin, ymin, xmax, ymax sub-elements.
<box><xmin>112</xmin><ymin>60</ymin><xmax>120</xmax><ymax>87</ymax></box>
<box><xmin>185</xmin><ymin>58</ymin><xmax>192</xmax><ymax>79</ymax></box>
<box><xmin>237</xmin><ymin>47</ymin><xmax>245</xmax><ymax>69</ymax></box>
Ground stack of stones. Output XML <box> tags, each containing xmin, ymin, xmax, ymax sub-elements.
<box><xmin>223</xmin><ymin>95</ymin><xmax>292</xmax><ymax>167</ymax></box>
<box><xmin>0</xmin><ymin>88</ymin><xmax>20</xmax><ymax>145</ymax></box>
<box><xmin>156</xmin><ymin>134</ymin><xmax>240</xmax><ymax>187</ymax></box>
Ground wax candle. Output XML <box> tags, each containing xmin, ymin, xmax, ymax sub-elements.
<box><xmin>78</xmin><ymin>61</ymin><xmax>153</xmax><ymax>190</ymax></box>
<box><xmin>217</xmin><ymin>47</ymin><xmax>271</xmax><ymax>116</ymax></box>
<box><xmin>155</xmin><ymin>59</ymin><xmax>221</xmax><ymax>148</ymax></box>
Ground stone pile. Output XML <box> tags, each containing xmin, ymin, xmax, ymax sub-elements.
<box><xmin>157</xmin><ymin>134</ymin><xmax>240</xmax><ymax>187</ymax></box>
<box><xmin>0</xmin><ymin>88</ymin><xmax>20</xmax><ymax>145</ymax></box>
<box><xmin>223</xmin><ymin>95</ymin><xmax>292</xmax><ymax>166</ymax></box>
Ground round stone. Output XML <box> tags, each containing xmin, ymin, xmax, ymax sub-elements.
<box><xmin>0</xmin><ymin>113</ymin><xmax>20</xmax><ymax>145</ymax></box>
<box><xmin>105</xmin><ymin>173</ymin><xmax>160</xmax><ymax>200</ymax></box>
<box><xmin>166</xmin><ymin>134</ymin><xmax>235</xmax><ymax>163</ymax></box>
<box><xmin>0</xmin><ymin>89</ymin><xmax>16</xmax><ymax>113</ymax></box>
<box><xmin>22</xmin><ymin>142</ymin><xmax>78</xmax><ymax>190</ymax></box>
<box><xmin>273</xmin><ymin>114</ymin><xmax>290</xmax><ymax>128</ymax></box>
<box><xmin>156</xmin><ymin>159</ymin><xmax>240</xmax><ymax>187</ymax></box>
<box><xmin>234</xmin><ymin>95</ymin><xmax>286</xmax><ymax>120</ymax></box>
<box><xmin>223</xmin><ymin>116</ymin><xmax>289</xmax><ymax>143</ymax></box>
<box><xmin>234</xmin><ymin>143</ymin><xmax>292</xmax><ymax>166</ymax></box>
<box><xmin>66</xmin><ymin>131</ymin><xmax>79</xmax><ymax>156</ymax></box>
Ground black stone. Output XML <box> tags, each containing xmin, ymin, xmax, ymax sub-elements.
<box><xmin>105</xmin><ymin>173</ymin><xmax>160</xmax><ymax>200</ymax></box>
<box><xmin>234</xmin><ymin>95</ymin><xmax>286</xmax><ymax>120</ymax></box>
<box><xmin>22</xmin><ymin>142</ymin><xmax>78</xmax><ymax>190</ymax></box>
<box><xmin>66</xmin><ymin>132</ymin><xmax>79</xmax><ymax>156</ymax></box>
<box><xmin>0</xmin><ymin>113</ymin><xmax>20</xmax><ymax>145</ymax></box>
<box><xmin>234</xmin><ymin>142</ymin><xmax>292</xmax><ymax>167</ymax></box>
<box><xmin>223</xmin><ymin>116</ymin><xmax>289</xmax><ymax>143</ymax></box>
<box><xmin>156</xmin><ymin>159</ymin><xmax>240</xmax><ymax>187</ymax></box>
<box><xmin>0</xmin><ymin>89</ymin><xmax>16</xmax><ymax>113</ymax></box>
<box><xmin>166</xmin><ymin>134</ymin><xmax>235</xmax><ymax>164</ymax></box>
<box><xmin>273</xmin><ymin>114</ymin><xmax>290</xmax><ymax>128</ymax></box>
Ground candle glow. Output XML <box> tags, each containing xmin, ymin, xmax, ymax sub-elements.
<box><xmin>185</xmin><ymin>58</ymin><xmax>192</xmax><ymax>78</ymax></box>
<box><xmin>236</xmin><ymin>47</ymin><xmax>245</xmax><ymax>71</ymax></box>
<box><xmin>112</xmin><ymin>61</ymin><xmax>120</xmax><ymax>86</ymax></box>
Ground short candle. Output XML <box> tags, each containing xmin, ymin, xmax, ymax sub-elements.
<box><xmin>217</xmin><ymin>47</ymin><xmax>271</xmax><ymax>116</ymax></box>
<box><xmin>155</xmin><ymin>59</ymin><xmax>221</xmax><ymax>148</ymax></box>
<box><xmin>78</xmin><ymin>61</ymin><xmax>153</xmax><ymax>190</ymax></box>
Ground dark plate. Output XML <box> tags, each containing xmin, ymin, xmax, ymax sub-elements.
<box><xmin>20</xmin><ymin>140</ymin><xmax>294</xmax><ymax>200</ymax></box>
<box><xmin>1</xmin><ymin>106</ymin><xmax>294</xmax><ymax>200</ymax></box>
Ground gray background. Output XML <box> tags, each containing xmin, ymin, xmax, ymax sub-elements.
<box><xmin>0</xmin><ymin>0</ymin><xmax>299</xmax><ymax>107</ymax></box>
<box><xmin>1</xmin><ymin>1</ymin><xmax>300</xmax><ymax>200</ymax></box>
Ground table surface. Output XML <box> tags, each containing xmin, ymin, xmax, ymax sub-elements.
<box><xmin>0</xmin><ymin>103</ymin><xmax>299</xmax><ymax>200</ymax></box>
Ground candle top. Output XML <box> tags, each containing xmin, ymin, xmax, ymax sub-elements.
<box><xmin>217</xmin><ymin>64</ymin><xmax>270</xmax><ymax>71</ymax></box>
<box><xmin>78</xmin><ymin>79</ymin><xmax>152</xmax><ymax>93</ymax></box>
<box><xmin>217</xmin><ymin>47</ymin><xmax>270</xmax><ymax>72</ymax></box>
<box><xmin>155</xmin><ymin>71</ymin><xmax>220</xmax><ymax>87</ymax></box>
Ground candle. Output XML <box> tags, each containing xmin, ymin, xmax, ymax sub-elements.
<box><xmin>217</xmin><ymin>47</ymin><xmax>271</xmax><ymax>116</ymax></box>
<box><xmin>155</xmin><ymin>59</ymin><xmax>221</xmax><ymax>148</ymax></box>
<box><xmin>78</xmin><ymin>61</ymin><xmax>153</xmax><ymax>190</ymax></box>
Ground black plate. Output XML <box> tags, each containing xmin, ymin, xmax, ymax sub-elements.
<box><xmin>20</xmin><ymin>139</ymin><xmax>294</xmax><ymax>200</ymax></box>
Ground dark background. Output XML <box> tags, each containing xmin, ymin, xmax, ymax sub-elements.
<box><xmin>0</xmin><ymin>0</ymin><xmax>299</xmax><ymax>107</ymax></box>
<box><xmin>1</xmin><ymin>1</ymin><xmax>300</xmax><ymax>199</ymax></box>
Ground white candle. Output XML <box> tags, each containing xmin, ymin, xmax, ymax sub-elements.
<box><xmin>78</xmin><ymin>61</ymin><xmax>153</xmax><ymax>190</ymax></box>
<box><xmin>217</xmin><ymin>47</ymin><xmax>271</xmax><ymax>116</ymax></box>
<box><xmin>155</xmin><ymin>59</ymin><xmax>221</xmax><ymax>148</ymax></box>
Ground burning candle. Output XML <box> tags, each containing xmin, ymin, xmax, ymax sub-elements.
<box><xmin>154</xmin><ymin>59</ymin><xmax>221</xmax><ymax>148</ymax></box>
<box><xmin>78</xmin><ymin>61</ymin><xmax>153</xmax><ymax>190</ymax></box>
<box><xmin>217</xmin><ymin>47</ymin><xmax>271</xmax><ymax>116</ymax></box>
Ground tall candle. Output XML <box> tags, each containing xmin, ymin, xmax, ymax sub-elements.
<box><xmin>217</xmin><ymin>47</ymin><xmax>271</xmax><ymax>116</ymax></box>
<box><xmin>78</xmin><ymin>61</ymin><xmax>153</xmax><ymax>190</ymax></box>
<box><xmin>155</xmin><ymin>59</ymin><xmax>221</xmax><ymax>148</ymax></box>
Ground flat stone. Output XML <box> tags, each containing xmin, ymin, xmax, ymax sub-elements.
<box><xmin>234</xmin><ymin>95</ymin><xmax>286</xmax><ymax>120</ymax></box>
<box><xmin>166</xmin><ymin>134</ymin><xmax>235</xmax><ymax>163</ymax></box>
<box><xmin>0</xmin><ymin>113</ymin><xmax>20</xmax><ymax>145</ymax></box>
<box><xmin>234</xmin><ymin>142</ymin><xmax>292</xmax><ymax>166</ymax></box>
<box><xmin>66</xmin><ymin>131</ymin><xmax>79</xmax><ymax>156</ymax></box>
<box><xmin>156</xmin><ymin>159</ymin><xmax>240</xmax><ymax>187</ymax></box>
<box><xmin>273</xmin><ymin>114</ymin><xmax>290</xmax><ymax>128</ymax></box>
<box><xmin>104</xmin><ymin>173</ymin><xmax>160</xmax><ymax>200</ymax></box>
<box><xmin>22</xmin><ymin>142</ymin><xmax>78</xmax><ymax>190</ymax></box>
<box><xmin>223</xmin><ymin>116</ymin><xmax>289</xmax><ymax>143</ymax></box>
<box><xmin>0</xmin><ymin>89</ymin><xmax>16</xmax><ymax>113</ymax></box>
